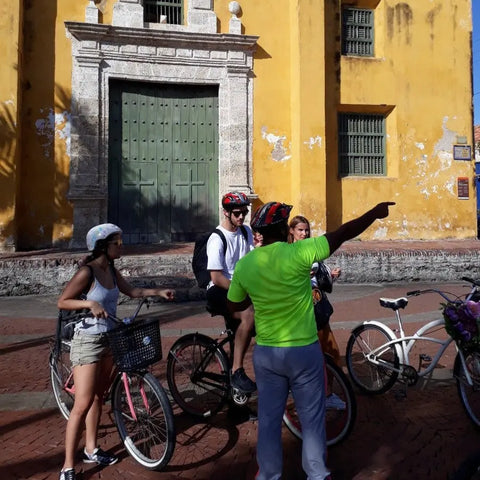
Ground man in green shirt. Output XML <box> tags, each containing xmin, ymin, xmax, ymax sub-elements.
<box><xmin>228</xmin><ymin>201</ymin><xmax>394</xmax><ymax>480</ymax></box>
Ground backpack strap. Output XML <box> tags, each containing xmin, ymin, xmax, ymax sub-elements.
<box><xmin>213</xmin><ymin>228</ymin><xmax>227</xmax><ymax>255</ymax></box>
<box><xmin>212</xmin><ymin>226</ymin><xmax>248</xmax><ymax>255</ymax></box>
<box><xmin>239</xmin><ymin>225</ymin><xmax>248</xmax><ymax>242</ymax></box>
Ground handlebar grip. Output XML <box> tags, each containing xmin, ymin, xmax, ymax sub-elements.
<box><xmin>462</xmin><ymin>276</ymin><xmax>480</xmax><ymax>286</ymax></box>
<box><xmin>407</xmin><ymin>290</ymin><xmax>420</xmax><ymax>296</ymax></box>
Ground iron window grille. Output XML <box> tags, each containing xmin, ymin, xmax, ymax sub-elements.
<box><xmin>342</xmin><ymin>7</ymin><xmax>374</xmax><ymax>56</ymax></box>
<box><xmin>338</xmin><ymin>113</ymin><xmax>385</xmax><ymax>176</ymax></box>
<box><xmin>144</xmin><ymin>0</ymin><xmax>183</xmax><ymax>24</ymax></box>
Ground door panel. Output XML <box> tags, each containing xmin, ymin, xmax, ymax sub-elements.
<box><xmin>108</xmin><ymin>81</ymin><xmax>219</xmax><ymax>243</ymax></box>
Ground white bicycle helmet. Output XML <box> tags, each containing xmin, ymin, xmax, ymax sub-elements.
<box><xmin>86</xmin><ymin>223</ymin><xmax>122</xmax><ymax>251</ymax></box>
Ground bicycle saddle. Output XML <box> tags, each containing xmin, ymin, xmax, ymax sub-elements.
<box><xmin>379</xmin><ymin>297</ymin><xmax>408</xmax><ymax>310</ymax></box>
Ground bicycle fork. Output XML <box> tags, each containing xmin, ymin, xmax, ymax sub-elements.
<box><xmin>121</xmin><ymin>373</ymin><xmax>152</xmax><ymax>420</ymax></box>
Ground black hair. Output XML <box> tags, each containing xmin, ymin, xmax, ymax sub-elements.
<box><xmin>81</xmin><ymin>233</ymin><xmax>118</xmax><ymax>267</ymax></box>
<box><xmin>255</xmin><ymin>221</ymin><xmax>289</xmax><ymax>244</ymax></box>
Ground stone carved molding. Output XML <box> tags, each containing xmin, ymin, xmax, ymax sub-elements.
<box><xmin>65</xmin><ymin>21</ymin><xmax>258</xmax><ymax>247</ymax></box>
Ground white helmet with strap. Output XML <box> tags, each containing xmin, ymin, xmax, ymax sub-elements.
<box><xmin>86</xmin><ymin>223</ymin><xmax>122</xmax><ymax>251</ymax></box>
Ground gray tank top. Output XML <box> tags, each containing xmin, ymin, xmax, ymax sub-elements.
<box><xmin>76</xmin><ymin>270</ymin><xmax>120</xmax><ymax>334</ymax></box>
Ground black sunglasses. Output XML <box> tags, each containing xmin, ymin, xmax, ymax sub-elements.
<box><xmin>231</xmin><ymin>209</ymin><xmax>249</xmax><ymax>218</ymax></box>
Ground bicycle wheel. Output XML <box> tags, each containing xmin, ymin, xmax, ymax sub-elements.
<box><xmin>112</xmin><ymin>372</ymin><xmax>175</xmax><ymax>471</ymax></box>
<box><xmin>455</xmin><ymin>350</ymin><xmax>480</xmax><ymax>428</ymax></box>
<box><xmin>346</xmin><ymin>323</ymin><xmax>399</xmax><ymax>394</ymax></box>
<box><xmin>50</xmin><ymin>341</ymin><xmax>74</xmax><ymax>420</ymax></box>
<box><xmin>283</xmin><ymin>355</ymin><xmax>357</xmax><ymax>447</ymax></box>
<box><xmin>167</xmin><ymin>333</ymin><xmax>230</xmax><ymax>417</ymax></box>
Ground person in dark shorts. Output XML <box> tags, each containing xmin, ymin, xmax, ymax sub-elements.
<box><xmin>206</xmin><ymin>192</ymin><xmax>256</xmax><ymax>393</ymax></box>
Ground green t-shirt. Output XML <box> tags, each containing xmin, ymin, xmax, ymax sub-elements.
<box><xmin>227</xmin><ymin>236</ymin><xmax>330</xmax><ymax>347</ymax></box>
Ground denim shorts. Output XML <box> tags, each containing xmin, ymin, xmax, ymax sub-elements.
<box><xmin>70</xmin><ymin>330</ymin><xmax>111</xmax><ymax>367</ymax></box>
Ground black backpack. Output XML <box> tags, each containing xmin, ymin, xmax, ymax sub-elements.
<box><xmin>192</xmin><ymin>226</ymin><xmax>248</xmax><ymax>289</ymax></box>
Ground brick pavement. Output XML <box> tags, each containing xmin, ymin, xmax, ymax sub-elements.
<box><xmin>1</xmin><ymin>283</ymin><xmax>480</xmax><ymax>479</ymax></box>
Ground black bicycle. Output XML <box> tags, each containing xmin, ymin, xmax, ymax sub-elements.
<box><xmin>166</xmin><ymin>312</ymin><xmax>356</xmax><ymax>446</ymax></box>
<box><xmin>167</xmin><ymin>321</ymin><xmax>252</xmax><ymax>418</ymax></box>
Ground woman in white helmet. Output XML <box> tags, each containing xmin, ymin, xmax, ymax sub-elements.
<box><xmin>57</xmin><ymin>223</ymin><xmax>175</xmax><ymax>480</ymax></box>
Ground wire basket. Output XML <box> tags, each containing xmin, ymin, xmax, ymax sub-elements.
<box><xmin>107</xmin><ymin>318</ymin><xmax>162</xmax><ymax>372</ymax></box>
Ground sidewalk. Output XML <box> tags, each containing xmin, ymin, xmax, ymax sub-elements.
<box><xmin>2</xmin><ymin>238</ymin><xmax>480</xmax><ymax>296</ymax></box>
<box><xmin>1</xmin><ymin>282</ymin><xmax>480</xmax><ymax>479</ymax></box>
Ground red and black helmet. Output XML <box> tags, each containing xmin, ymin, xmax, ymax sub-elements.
<box><xmin>251</xmin><ymin>202</ymin><xmax>293</xmax><ymax>230</ymax></box>
<box><xmin>222</xmin><ymin>191</ymin><xmax>250</xmax><ymax>210</ymax></box>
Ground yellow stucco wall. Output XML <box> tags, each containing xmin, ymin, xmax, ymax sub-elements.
<box><xmin>0</xmin><ymin>0</ymin><xmax>475</xmax><ymax>250</ymax></box>
<box><xmin>218</xmin><ymin>0</ymin><xmax>475</xmax><ymax>240</ymax></box>
<box><xmin>335</xmin><ymin>1</ymin><xmax>475</xmax><ymax>240</ymax></box>
<box><xmin>0</xmin><ymin>1</ymin><xmax>21</xmax><ymax>250</ymax></box>
<box><xmin>216</xmin><ymin>0</ymin><xmax>330</xmax><ymax>232</ymax></box>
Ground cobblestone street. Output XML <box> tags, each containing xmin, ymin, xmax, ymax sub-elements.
<box><xmin>1</xmin><ymin>282</ymin><xmax>480</xmax><ymax>479</ymax></box>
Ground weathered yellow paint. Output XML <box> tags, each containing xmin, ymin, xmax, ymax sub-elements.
<box><xmin>219</xmin><ymin>0</ymin><xmax>475</xmax><ymax>240</ymax></box>
<box><xmin>335</xmin><ymin>1</ymin><xmax>475</xmax><ymax>240</ymax></box>
<box><xmin>0</xmin><ymin>1</ymin><xmax>21</xmax><ymax>251</ymax></box>
<box><xmin>0</xmin><ymin>0</ymin><xmax>475</xmax><ymax>250</ymax></box>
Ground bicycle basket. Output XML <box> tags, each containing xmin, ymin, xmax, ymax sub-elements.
<box><xmin>107</xmin><ymin>318</ymin><xmax>162</xmax><ymax>372</ymax></box>
<box><xmin>443</xmin><ymin>301</ymin><xmax>480</xmax><ymax>351</ymax></box>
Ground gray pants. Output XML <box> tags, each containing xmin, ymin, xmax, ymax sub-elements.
<box><xmin>253</xmin><ymin>342</ymin><xmax>330</xmax><ymax>480</ymax></box>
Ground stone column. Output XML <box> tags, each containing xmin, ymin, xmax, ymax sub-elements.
<box><xmin>223</xmin><ymin>66</ymin><xmax>252</xmax><ymax>194</ymax></box>
<box><xmin>68</xmin><ymin>52</ymin><xmax>106</xmax><ymax>247</ymax></box>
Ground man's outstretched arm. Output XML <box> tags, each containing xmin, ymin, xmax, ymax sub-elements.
<box><xmin>325</xmin><ymin>202</ymin><xmax>395</xmax><ymax>255</ymax></box>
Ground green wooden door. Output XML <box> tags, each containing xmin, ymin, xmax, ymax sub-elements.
<box><xmin>108</xmin><ymin>81</ymin><xmax>219</xmax><ymax>243</ymax></box>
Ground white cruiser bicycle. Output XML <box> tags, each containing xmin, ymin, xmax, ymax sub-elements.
<box><xmin>345</xmin><ymin>277</ymin><xmax>480</xmax><ymax>427</ymax></box>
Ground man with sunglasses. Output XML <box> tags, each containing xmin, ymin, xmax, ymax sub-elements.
<box><xmin>206</xmin><ymin>191</ymin><xmax>256</xmax><ymax>393</ymax></box>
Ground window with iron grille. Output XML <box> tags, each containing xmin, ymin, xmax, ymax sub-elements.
<box><xmin>338</xmin><ymin>113</ymin><xmax>385</xmax><ymax>176</ymax></box>
<box><xmin>342</xmin><ymin>7</ymin><xmax>374</xmax><ymax>56</ymax></box>
<box><xmin>144</xmin><ymin>0</ymin><xmax>183</xmax><ymax>24</ymax></box>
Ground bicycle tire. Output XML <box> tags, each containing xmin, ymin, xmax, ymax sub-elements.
<box><xmin>346</xmin><ymin>323</ymin><xmax>399</xmax><ymax>394</ymax></box>
<box><xmin>112</xmin><ymin>371</ymin><xmax>175</xmax><ymax>471</ymax></box>
<box><xmin>167</xmin><ymin>333</ymin><xmax>230</xmax><ymax>417</ymax></box>
<box><xmin>455</xmin><ymin>349</ymin><xmax>480</xmax><ymax>428</ymax></box>
<box><xmin>283</xmin><ymin>355</ymin><xmax>357</xmax><ymax>447</ymax></box>
<box><xmin>50</xmin><ymin>341</ymin><xmax>74</xmax><ymax>420</ymax></box>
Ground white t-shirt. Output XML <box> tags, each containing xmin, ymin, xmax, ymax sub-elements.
<box><xmin>206</xmin><ymin>225</ymin><xmax>254</xmax><ymax>286</ymax></box>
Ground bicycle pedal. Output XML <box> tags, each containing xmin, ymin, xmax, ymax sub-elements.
<box><xmin>231</xmin><ymin>388</ymin><xmax>249</xmax><ymax>405</ymax></box>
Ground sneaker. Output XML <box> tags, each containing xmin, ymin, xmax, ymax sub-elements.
<box><xmin>325</xmin><ymin>393</ymin><xmax>346</xmax><ymax>410</ymax></box>
<box><xmin>83</xmin><ymin>447</ymin><xmax>118</xmax><ymax>466</ymax></box>
<box><xmin>231</xmin><ymin>368</ymin><xmax>257</xmax><ymax>393</ymax></box>
<box><xmin>59</xmin><ymin>469</ymin><xmax>76</xmax><ymax>480</ymax></box>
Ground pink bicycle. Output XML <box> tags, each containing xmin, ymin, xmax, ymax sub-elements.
<box><xmin>49</xmin><ymin>299</ymin><xmax>175</xmax><ymax>470</ymax></box>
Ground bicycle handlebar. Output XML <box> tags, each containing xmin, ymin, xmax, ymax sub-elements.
<box><xmin>406</xmin><ymin>278</ymin><xmax>480</xmax><ymax>304</ymax></box>
<box><xmin>461</xmin><ymin>276</ymin><xmax>480</xmax><ymax>287</ymax></box>
<box><xmin>108</xmin><ymin>297</ymin><xmax>151</xmax><ymax>324</ymax></box>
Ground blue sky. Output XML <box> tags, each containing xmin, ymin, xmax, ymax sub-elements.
<box><xmin>473</xmin><ymin>1</ymin><xmax>480</xmax><ymax>124</ymax></box>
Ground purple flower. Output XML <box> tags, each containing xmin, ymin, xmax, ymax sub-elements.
<box><xmin>467</xmin><ymin>301</ymin><xmax>480</xmax><ymax>319</ymax></box>
<box><xmin>445</xmin><ymin>305</ymin><xmax>459</xmax><ymax>323</ymax></box>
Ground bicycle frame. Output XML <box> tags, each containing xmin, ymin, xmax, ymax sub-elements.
<box><xmin>361</xmin><ymin>315</ymin><xmax>472</xmax><ymax>382</ymax></box>
<box><xmin>170</xmin><ymin>331</ymin><xmax>232</xmax><ymax>391</ymax></box>
<box><xmin>53</xmin><ymin>348</ymin><xmax>151</xmax><ymax>422</ymax></box>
